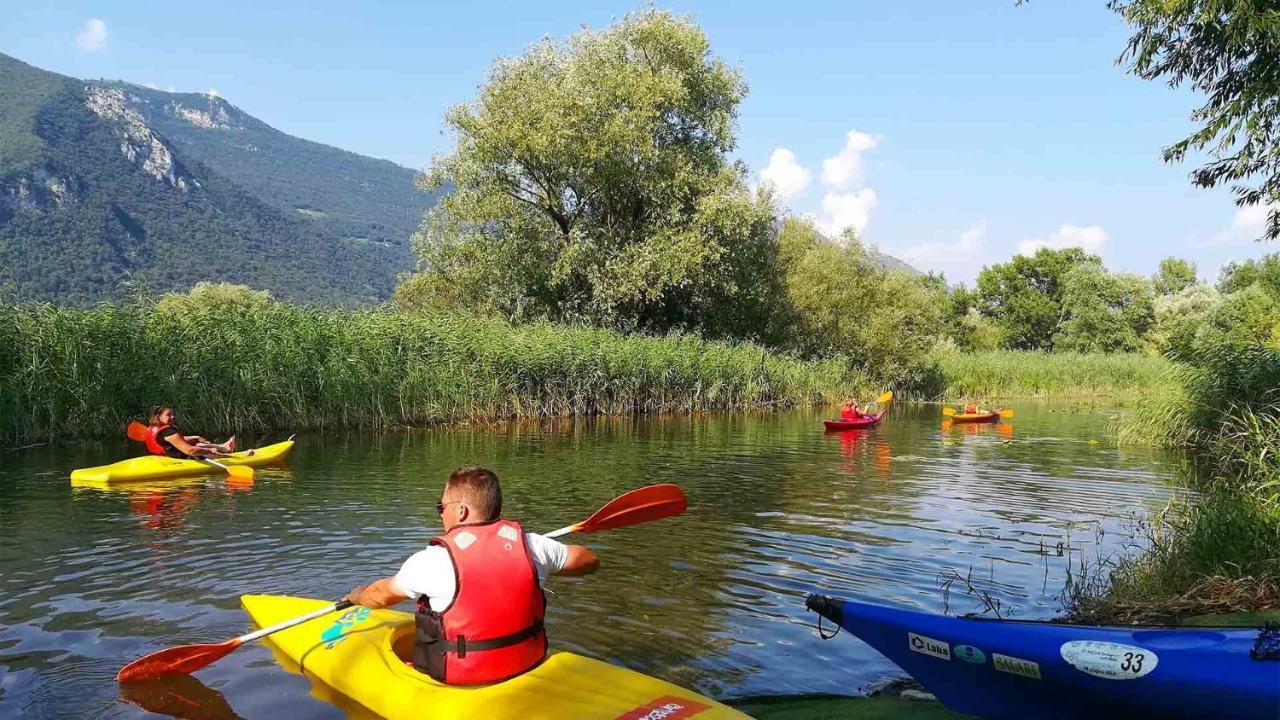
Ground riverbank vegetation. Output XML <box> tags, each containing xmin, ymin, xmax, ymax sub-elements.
<box><xmin>0</xmin><ymin>286</ymin><xmax>858</xmax><ymax>444</ymax></box>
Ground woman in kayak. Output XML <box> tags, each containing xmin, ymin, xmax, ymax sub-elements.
<box><xmin>840</xmin><ymin>398</ymin><xmax>867</xmax><ymax>420</ymax></box>
<box><xmin>145</xmin><ymin>406</ymin><xmax>245</xmax><ymax>459</ymax></box>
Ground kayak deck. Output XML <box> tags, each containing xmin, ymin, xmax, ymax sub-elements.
<box><xmin>242</xmin><ymin>594</ymin><xmax>748</xmax><ymax>720</ymax></box>
<box><xmin>949</xmin><ymin>411</ymin><xmax>1001</xmax><ymax>424</ymax></box>
<box><xmin>823</xmin><ymin>411</ymin><xmax>886</xmax><ymax>431</ymax></box>
<box><xmin>806</xmin><ymin>594</ymin><xmax>1278</xmax><ymax>720</ymax></box>
<box><xmin>70</xmin><ymin>439</ymin><xmax>295</xmax><ymax>484</ymax></box>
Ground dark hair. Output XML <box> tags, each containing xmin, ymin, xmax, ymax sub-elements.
<box><xmin>447</xmin><ymin>466</ymin><xmax>503</xmax><ymax>521</ymax></box>
<box><xmin>149</xmin><ymin>406</ymin><xmax>174</xmax><ymax>426</ymax></box>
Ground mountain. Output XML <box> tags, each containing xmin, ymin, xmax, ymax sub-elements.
<box><xmin>0</xmin><ymin>53</ymin><xmax>438</xmax><ymax>305</ymax></box>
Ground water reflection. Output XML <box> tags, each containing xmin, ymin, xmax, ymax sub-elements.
<box><xmin>0</xmin><ymin>403</ymin><xmax>1181</xmax><ymax>718</ymax></box>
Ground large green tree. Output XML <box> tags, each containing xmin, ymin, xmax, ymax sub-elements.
<box><xmin>406</xmin><ymin>10</ymin><xmax>779</xmax><ymax>338</ymax></box>
<box><xmin>1218</xmin><ymin>253</ymin><xmax>1280</xmax><ymax>297</ymax></box>
<box><xmin>1110</xmin><ymin>0</ymin><xmax>1280</xmax><ymax>241</ymax></box>
<box><xmin>1055</xmin><ymin>265</ymin><xmax>1156</xmax><ymax>353</ymax></box>
<box><xmin>974</xmin><ymin>247</ymin><xmax>1099</xmax><ymax>350</ymax></box>
<box><xmin>1152</xmin><ymin>256</ymin><xmax>1198</xmax><ymax>295</ymax></box>
<box><xmin>774</xmin><ymin>218</ymin><xmax>944</xmax><ymax>385</ymax></box>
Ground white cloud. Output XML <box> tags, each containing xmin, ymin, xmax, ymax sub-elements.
<box><xmin>1018</xmin><ymin>224</ymin><xmax>1107</xmax><ymax>256</ymax></box>
<box><xmin>206</xmin><ymin>88</ymin><xmax>220</xmax><ymax>98</ymax></box>
<box><xmin>888</xmin><ymin>222</ymin><xmax>987</xmax><ymax>283</ymax></box>
<box><xmin>821</xmin><ymin>130</ymin><xmax>879</xmax><ymax>190</ymax></box>
<box><xmin>818</xmin><ymin>188</ymin><xmax>879</xmax><ymax>238</ymax></box>
<box><xmin>1201</xmin><ymin>202</ymin><xmax>1278</xmax><ymax>247</ymax></box>
<box><xmin>758</xmin><ymin>148</ymin><xmax>811</xmax><ymax>202</ymax></box>
<box><xmin>75</xmin><ymin>18</ymin><xmax>108</xmax><ymax>52</ymax></box>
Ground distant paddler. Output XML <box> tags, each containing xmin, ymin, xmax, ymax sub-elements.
<box><xmin>840</xmin><ymin>391</ymin><xmax>893</xmax><ymax>420</ymax></box>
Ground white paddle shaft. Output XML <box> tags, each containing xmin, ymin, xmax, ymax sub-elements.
<box><xmin>543</xmin><ymin>524</ymin><xmax>578</xmax><ymax>539</ymax></box>
<box><xmin>235</xmin><ymin>601</ymin><xmax>349</xmax><ymax>644</ymax></box>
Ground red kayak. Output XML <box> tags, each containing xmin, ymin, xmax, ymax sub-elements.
<box><xmin>823</xmin><ymin>411</ymin><xmax>886</xmax><ymax>431</ymax></box>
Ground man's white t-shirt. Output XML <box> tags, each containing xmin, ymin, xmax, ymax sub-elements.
<box><xmin>394</xmin><ymin>532</ymin><xmax>569</xmax><ymax>612</ymax></box>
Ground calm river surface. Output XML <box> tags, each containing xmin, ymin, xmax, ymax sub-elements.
<box><xmin>0</xmin><ymin>402</ymin><xmax>1181</xmax><ymax>718</ymax></box>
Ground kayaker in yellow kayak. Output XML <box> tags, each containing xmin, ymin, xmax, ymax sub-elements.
<box><xmin>144</xmin><ymin>406</ymin><xmax>245</xmax><ymax>459</ymax></box>
<box><xmin>343</xmin><ymin>466</ymin><xmax>600</xmax><ymax>685</ymax></box>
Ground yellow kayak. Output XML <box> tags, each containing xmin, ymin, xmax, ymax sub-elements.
<box><xmin>70</xmin><ymin>439</ymin><xmax>295</xmax><ymax>484</ymax></box>
<box><xmin>241</xmin><ymin>594</ymin><xmax>749</xmax><ymax>720</ymax></box>
<box><xmin>949</xmin><ymin>410</ymin><xmax>1002</xmax><ymax>424</ymax></box>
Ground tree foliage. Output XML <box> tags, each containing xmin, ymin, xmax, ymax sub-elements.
<box><xmin>1218</xmin><ymin>252</ymin><xmax>1280</xmax><ymax>297</ymax></box>
<box><xmin>1056</xmin><ymin>265</ymin><xmax>1156</xmax><ymax>353</ymax></box>
<box><xmin>774</xmin><ymin>219</ymin><xmax>945</xmax><ymax>384</ymax></box>
<box><xmin>974</xmin><ymin>248</ymin><xmax>1100</xmax><ymax>350</ymax></box>
<box><xmin>1110</xmin><ymin>0</ymin><xmax>1280</xmax><ymax>240</ymax></box>
<box><xmin>1153</xmin><ymin>256</ymin><xmax>1198</xmax><ymax>295</ymax></box>
<box><xmin>411</xmin><ymin>10</ymin><xmax>780</xmax><ymax>337</ymax></box>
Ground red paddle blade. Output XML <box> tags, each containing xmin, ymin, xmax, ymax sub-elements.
<box><xmin>117</xmin><ymin>640</ymin><xmax>241</xmax><ymax>682</ymax></box>
<box><xmin>575</xmin><ymin>483</ymin><xmax>687</xmax><ymax>534</ymax></box>
<box><xmin>127</xmin><ymin>421</ymin><xmax>148</xmax><ymax>443</ymax></box>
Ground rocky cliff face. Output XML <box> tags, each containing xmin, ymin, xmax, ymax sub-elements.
<box><xmin>82</xmin><ymin>86</ymin><xmax>196</xmax><ymax>191</ymax></box>
<box><xmin>0</xmin><ymin>51</ymin><xmax>433</xmax><ymax>304</ymax></box>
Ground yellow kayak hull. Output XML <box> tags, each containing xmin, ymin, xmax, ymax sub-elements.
<box><xmin>70</xmin><ymin>439</ymin><xmax>295</xmax><ymax>484</ymax></box>
<box><xmin>241</xmin><ymin>594</ymin><xmax>748</xmax><ymax>720</ymax></box>
<box><xmin>949</xmin><ymin>411</ymin><xmax>1002</xmax><ymax>424</ymax></box>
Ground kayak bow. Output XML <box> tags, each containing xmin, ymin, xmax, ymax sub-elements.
<box><xmin>805</xmin><ymin>594</ymin><xmax>1279</xmax><ymax>720</ymax></box>
<box><xmin>243</xmin><ymin>595</ymin><xmax>747</xmax><ymax>719</ymax></box>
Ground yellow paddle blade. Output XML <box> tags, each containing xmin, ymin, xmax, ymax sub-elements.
<box><xmin>226</xmin><ymin>464</ymin><xmax>254</xmax><ymax>480</ymax></box>
<box><xmin>999</xmin><ymin>408</ymin><xmax>1015</xmax><ymax>419</ymax></box>
<box><xmin>942</xmin><ymin>407</ymin><xmax>956</xmax><ymax>417</ymax></box>
<box><xmin>877</xmin><ymin>391</ymin><xmax>893</xmax><ymax>404</ymax></box>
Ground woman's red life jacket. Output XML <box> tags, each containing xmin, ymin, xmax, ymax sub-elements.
<box><xmin>841</xmin><ymin>406</ymin><xmax>859</xmax><ymax>420</ymax></box>
<box><xmin>414</xmin><ymin>520</ymin><xmax>547</xmax><ymax>685</ymax></box>
<box><xmin>144</xmin><ymin>424</ymin><xmax>173</xmax><ymax>456</ymax></box>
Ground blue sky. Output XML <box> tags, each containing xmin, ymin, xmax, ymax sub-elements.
<box><xmin>4</xmin><ymin>1</ymin><xmax>1275</xmax><ymax>283</ymax></box>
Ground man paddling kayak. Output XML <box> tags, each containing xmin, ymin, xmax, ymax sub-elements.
<box><xmin>145</xmin><ymin>406</ymin><xmax>245</xmax><ymax>459</ymax></box>
<box><xmin>344</xmin><ymin>466</ymin><xmax>600</xmax><ymax>685</ymax></box>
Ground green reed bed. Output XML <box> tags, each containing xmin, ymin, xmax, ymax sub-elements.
<box><xmin>1072</xmin><ymin>342</ymin><xmax>1280</xmax><ymax>623</ymax></box>
<box><xmin>0</xmin><ymin>303</ymin><xmax>860</xmax><ymax>443</ymax></box>
<box><xmin>932</xmin><ymin>349</ymin><xmax>1168</xmax><ymax>399</ymax></box>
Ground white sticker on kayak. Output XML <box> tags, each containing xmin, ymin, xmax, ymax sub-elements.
<box><xmin>908</xmin><ymin>632</ymin><xmax>951</xmax><ymax>661</ymax></box>
<box><xmin>993</xmin><ymin>652</ymin><xmax>1041</xmax><ymax>679</ymax></box>
<box><xmin>1060</xmin><ymin>641</ymin><xmax>1158</xmax><ymax>680</ymax></box>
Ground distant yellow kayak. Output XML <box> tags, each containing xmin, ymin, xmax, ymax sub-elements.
<box><xmin>241</xmin><ymin>594</ymin><xmax>748</xmax><ymax>720</ymax></box>
<box><xmin>70</xmin><ymin>439</ymin><xmax>295</xmax><ymax>484</ymax></box>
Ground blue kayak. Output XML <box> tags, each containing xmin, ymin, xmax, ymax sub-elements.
<box><xmin>805</xmin><ymin>594</ymin><xmax>1280</xmax><ymax>719</ymax></box>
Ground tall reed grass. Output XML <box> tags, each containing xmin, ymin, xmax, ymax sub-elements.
<box><xmin>0</xmin><ymin>303</ymin><xmax>862</xmax><ymax>443</ymax></box>
<box><xmin>1072</xmin><ymin>342</ymin><xmax>1280</xmax><ymax>622</ymax></box>
<box><xmin>930</xmin><ymin>348</ymin><xmax>1168</xmax><ymax>399</ymax></box>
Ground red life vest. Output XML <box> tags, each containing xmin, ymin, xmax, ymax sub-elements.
<box><xmin>144</xmin><ymin>424</ymin><xmax>173</xmax><ymax>456</ymax></box>
<box><xmin>414</xmin><ymin>520</ymin><xmax>547</xmax><ymax>685</ymax></box>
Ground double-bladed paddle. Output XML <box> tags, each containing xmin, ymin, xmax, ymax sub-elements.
<box><xmin>116</xmin><ymin>482</ymin><xmax>688</xmax><ymax>682</ymax></box>
<box><xmin>126</xmin><ymin>421</ymin><xmax>254</xmax><ymax>480</ymax></box>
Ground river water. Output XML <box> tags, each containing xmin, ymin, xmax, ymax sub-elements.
<box><xmin>0</xmin><ymin>402</ymin><xmax>1181</xmax><ymax>718</ymax></box>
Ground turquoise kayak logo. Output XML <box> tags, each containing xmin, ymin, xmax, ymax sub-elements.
<box><xmin>954</xmin><ymin>644</ymin><xmax>986</xmax><ymax>664</ymax></box>
<box><xmin>320</xmin><ymin>607</ymin><xmax>371</xmax><ymax>649</ymax></box>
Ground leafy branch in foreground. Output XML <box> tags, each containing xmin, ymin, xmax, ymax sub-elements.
<box><xmin>1110</xmin><ymin>0</ymin><xmax>1280</xmax><ymax>240</ymax></box>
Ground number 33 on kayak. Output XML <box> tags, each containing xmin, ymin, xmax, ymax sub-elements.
<box><xmin>117</xmin><ymin>470</ymin><xmax>750</xmax><ymax>719</ymax></box>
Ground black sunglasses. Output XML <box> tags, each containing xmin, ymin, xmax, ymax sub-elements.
<box><xmin>436</xmin><ymin>500</ymin><xmax>462</xmax><ymax>515</ymax></box>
